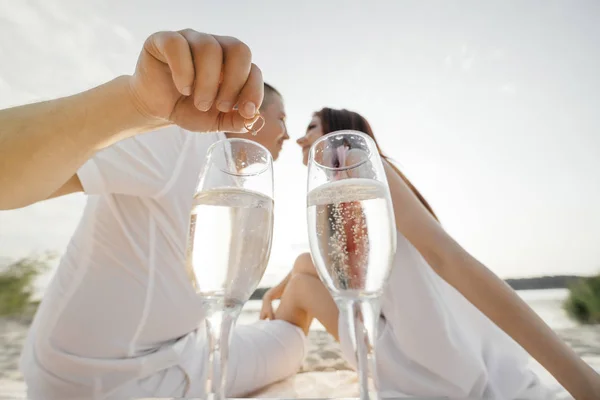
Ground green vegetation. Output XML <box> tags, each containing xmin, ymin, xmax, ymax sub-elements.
<box><xmin>0</xmin><ymin>254</ymin><xmax>53</xmax><ymax>317</ymax></box>
<box><xmin>564</xmin><ymin>274</ymin><xmax>600</xmax><ymax>324</ymax></box>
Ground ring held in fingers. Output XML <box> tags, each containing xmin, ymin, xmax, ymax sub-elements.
<box><xmin>244</xmin><ymin>113</ymin><xmax>265</xmax><ymax>136</ymax></box>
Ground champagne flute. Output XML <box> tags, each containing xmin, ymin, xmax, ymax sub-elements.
<box><xmin>186</xmin><ymin>138</ymin><xmax>274</xmax><ymax>400</ymax></box>
<box><xmin>306</xmin><ymin>130</ymin><xmax>396</xmax><ymax>400</ymax></box>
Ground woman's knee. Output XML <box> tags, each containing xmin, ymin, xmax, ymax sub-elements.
<box><xmin>292</xmin><ymin>252</ymin><xmax>317</xmax><ymax>276</ymax></box>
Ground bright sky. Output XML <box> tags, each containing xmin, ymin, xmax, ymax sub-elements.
<box><xmin>0</xmin><ymin>0</ymin><xmax>599</xmax><ymax>286</ymax></box>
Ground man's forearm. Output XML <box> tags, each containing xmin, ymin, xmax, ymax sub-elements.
<box><xmin>0</xmin><ymin>75</ymin><xmax>167</xmax><ymax>210</ymax></box>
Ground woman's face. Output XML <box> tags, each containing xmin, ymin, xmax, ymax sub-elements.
<box><xmin>297</xmin><ymin>115</ymin><xmax>324</xmax><ymax>166</ymax></box>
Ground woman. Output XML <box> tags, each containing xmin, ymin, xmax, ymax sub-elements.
<box><xmin>261</xmin><ymin>108</ymin><xmax>600</xmax><ymax>399</ymax></box>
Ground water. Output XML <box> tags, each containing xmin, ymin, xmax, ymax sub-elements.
<box><xmin>307</xmin><ymin>179</ymin><xmax>396</xmax><ymax>297</ymax></box>
<box><xmin>240</xmin><ymin>289</ymin><xmax>574</xmax><ymax>331</ymax></box>
<box><xmin>517</xmin><ymin>288</ymin><xmax>577</xmax><ymax>330</ymax></box>
<box><xmin>187</xmin><ymin>187</ymin><xmax>274</xmax><ymax>305</ymax></box>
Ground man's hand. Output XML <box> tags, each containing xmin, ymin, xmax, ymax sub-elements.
<box><xmin>129</xmin><ymin>29</ymin><xmax>263</xmax><ymax>133</ymax></box>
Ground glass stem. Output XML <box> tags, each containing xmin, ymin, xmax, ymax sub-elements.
<box><xmin>204</xmin><ymin>305</ymin><xmax>240</xmax><ymax>400</ymax></box>
<box><xmin>340</xmin><ymin>296</ymin><xmax>381</xmax><ymax>400</ymax></box>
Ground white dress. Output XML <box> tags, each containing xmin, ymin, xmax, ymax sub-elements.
<box><xmin>338</xmin><ymin>231</ymin><xmax>555</xmax><ymax>399</ymax></box>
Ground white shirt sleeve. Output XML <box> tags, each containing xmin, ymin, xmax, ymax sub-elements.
<box><xmin>77</xmin><ymin>125</ymin><xmax>191</xmax><ymax>197</ymax></box>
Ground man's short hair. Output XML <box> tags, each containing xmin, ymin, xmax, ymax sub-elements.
<box><xmin>261</xmin><ymin>83</ymin><xmax>282</xmax><ymax>110</ymax></box>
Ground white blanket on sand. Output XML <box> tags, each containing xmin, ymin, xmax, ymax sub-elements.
<box><xmin>251</xmin><ymin>371</ymin><xmax>361</xmax><ymax>398</ymax></box>
<box><xmin>253</xmin><ymin>367</ymin><xmax>572</xmax><ymax>399</ymax></box>
<box><xmin>0</xmin><ymin>370</ymin><xmax>574</xmax><ymax>399</ymax></box>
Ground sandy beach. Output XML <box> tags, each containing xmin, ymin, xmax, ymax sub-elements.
<box><xmin>1</xmin><ymin>290</ymin><xmax>599</xmax><ymax>399</ymax></box>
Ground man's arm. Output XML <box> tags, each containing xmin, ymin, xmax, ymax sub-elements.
<box><xmin>0</xmin><ymin>76</ymin><xmax>164</xmax><ymax>210</ymax></box>
<box><xmin>0</xmin><ymin>29</ymin><xmax>263</xmax><ymax>210</ymax></box>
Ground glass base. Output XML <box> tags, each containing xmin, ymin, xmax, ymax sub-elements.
<box><xmin>199</xmin><ymin>296</ymin><xmax>243</xmax><ymax>400</ymax></box>
<box><xmin>336</xmin><ymin>296</ymin><xmax>382</xmax><ymax>400</ymax></box>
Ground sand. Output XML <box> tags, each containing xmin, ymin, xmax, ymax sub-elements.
<box><xmin>2</xmin><ymin>290</ymin><xmax>600</xmax><ymax>399</ymax></box>
<box><xmin>1</xmin><ymin>314</ymin><xmax>599</xmax><ymax>399</ymax></box>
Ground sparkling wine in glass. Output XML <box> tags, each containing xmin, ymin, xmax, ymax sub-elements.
<box><xmin>306</xmin><ymin>130</ymin><xmax>396</xmax><ymax>400</ymax></box>
<box><xmin>186</xmin><ymin>138</ymin><xmax>274</xmax><ymax>400</ymax></box>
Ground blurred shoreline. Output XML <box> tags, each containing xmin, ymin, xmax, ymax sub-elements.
<box><xmin>0</xmin><ymin>256</ymin><xmax>591</xmax><ymax>296</ymax></box>
<box><xmin>250</xmin><ymin>274</ymin><xmax>586</xmax><ymax>300</ymax></box>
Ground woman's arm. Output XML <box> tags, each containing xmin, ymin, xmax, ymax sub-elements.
<box><xmin>383</xmin><ymin>160</ymin><xmax>600</xmax><ymax>400</ymax></box>
<box><xmin>260</xmin><ymin>271</ymin><xmax>292</xmax><ymax>320</ymax></box>
<box><xmin>270</xmin><ymin>272</ymin><xmax>293</xmax><ymax>298</ymax></box>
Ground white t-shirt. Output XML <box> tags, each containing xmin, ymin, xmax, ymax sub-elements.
<box><xmin>20</xmin><ymin>127</ymin><xmax>225</xmax><ymax>398</ymax></box>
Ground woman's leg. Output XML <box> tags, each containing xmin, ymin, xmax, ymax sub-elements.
<box><xmin>222</xmin><ymin>252</ymin><xmax>336</xmax><ymax>396</ymax></box>
<box><xmin>274</xmin><ymin>253</ymin><xmax>340</xmax><ymax>340</ymax></box>
<box><xmin>290</xmin><ymin>252</ymin><xmax>320</xmax><ymax>277</ymax></box>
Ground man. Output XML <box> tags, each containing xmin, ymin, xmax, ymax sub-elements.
<box><xmin>0</xmin><ymin>29</ymin><xmax>263</xmax><ymax>210</ymax></box>
<box><xmin>20</xmin><ymin>83</ymin><xmax>298</xmax><ymax>399</ymax></box>
<box><xmin>225</xmin><ymin>83</ymin><xmax>288</xmax><ymax>160</ymax></box>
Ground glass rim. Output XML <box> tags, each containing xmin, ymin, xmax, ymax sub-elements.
<box><xmin>308</xmin><ymin>130</ymin><xmax>374</xmax><ymax>172</ymax></box>
<box><xmin>206</xmin><ymin>137</ymin><xmax>273</xmax><ymax>177</ymax></box>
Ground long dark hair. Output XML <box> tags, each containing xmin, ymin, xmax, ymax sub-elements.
<box><xmin>315</xmin><ymin>107</ymin><xmax>438</xmax><ymax>221</ymax></box>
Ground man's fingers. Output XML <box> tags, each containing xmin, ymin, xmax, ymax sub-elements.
<box><xmin>145</xmin><ymin>31</ymin><xmax>194</xmax><ymax>96</ymax></box>
<box><xmin>236</xmin><ymin>64</ymin><xmax>264</xmax><ymax>119</ymax></box>
<box><xmin>179</xmin><ymin>29</ymin><xmax>223</xmax><ymax>112</ymax></box>
<box><xmin>140</xmin><ymin>29</ymin><xmax>265</xmax><ymax>131</ymax></box>
<box><xmin>213</xmin><ymin>35</ymin><xmax>254</xmax><ymax>115</ymax></box>
<box><xmin>217</xmin><ymin>111</ymin><xmax>263</xmax><ymax>134</ymax></box>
